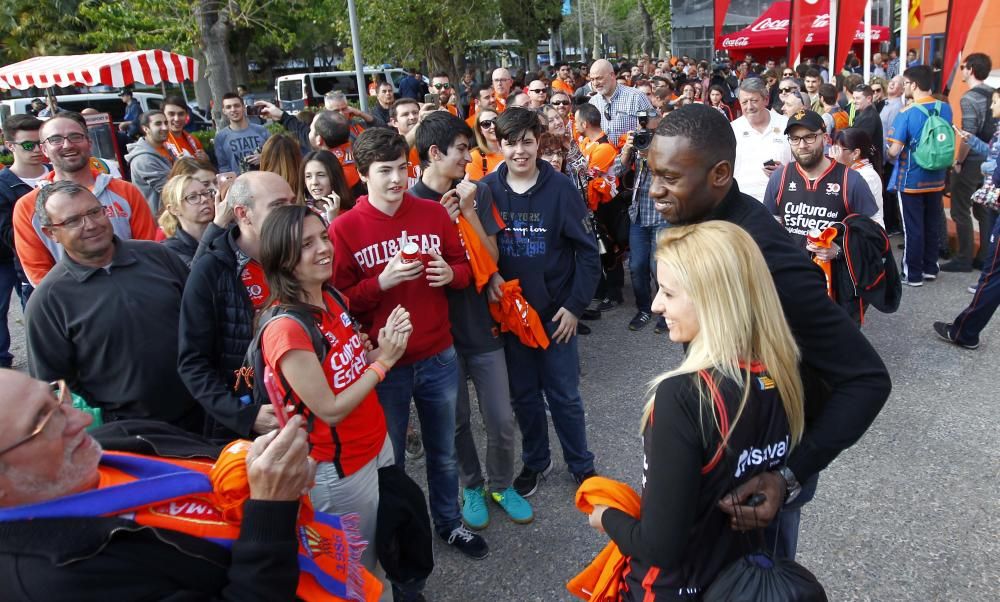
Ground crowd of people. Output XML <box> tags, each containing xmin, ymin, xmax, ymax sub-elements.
<box><xmin>0</xmin><ymin>44</ymin><xmax>997</xmax><ymax>601</ymax></box>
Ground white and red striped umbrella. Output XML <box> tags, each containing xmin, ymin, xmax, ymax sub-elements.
<box><xmin>0</xmin><ymin>50</ymin><xmax>198</xmax><ymax>90</ymax></box>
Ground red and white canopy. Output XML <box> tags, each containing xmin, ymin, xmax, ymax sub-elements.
<box><xmin>718</xmin><ymin>1</ymin><xmax>889</xmax><ymax>58</ymax></box>
<box><xmin>0</xmin><ymin>50</ymin><xmax>198</xmax><ymax>90</ymax></box>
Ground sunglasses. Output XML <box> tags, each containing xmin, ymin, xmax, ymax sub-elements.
<box><xmin>551</xmin><ymin>100</ymin><xmax>571</xmax><ymax>106</ymax></box>
<box><xmin>432</xmin><ymin>83</ymin><xmax>452</xmax><ymax>90</ymax></box>
<box><xmin>10</xmin><ymin>140</ymin><xmax>41</xmax><ymax>151</ymax></box>
<box><xmin>779</xmin><ymin>87</ymin><xmax>799</xmax><ymax>94</ymax></box>
<box><xmin>529</xmin><ymin>88</ymin><xmax>547</xmax><ymax>93</ymax></box>
<box><xmin>479</xmin><ymin>119</ymin><xmax>495</xmax><ymax>129</ymax></box>
<box><xmin>783</xmin><ymin>73</ymin><xmax>795</xmax><ymax>77</ymax></box>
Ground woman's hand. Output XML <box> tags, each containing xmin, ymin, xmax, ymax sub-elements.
<box><xmin>588</xmin><ymin>504</ymin><xmax>608</xmax><ymax>532</ymax></box>
<box><xmin>375</xmin><ymin>320</ymin><xmax>410</xmax><ymax>367</ymax></box>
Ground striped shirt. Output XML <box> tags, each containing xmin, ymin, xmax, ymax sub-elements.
<box><xmin>588</xmin><ymin>84</ymin><xmax>654</xmax><ymax>144</ymax></box>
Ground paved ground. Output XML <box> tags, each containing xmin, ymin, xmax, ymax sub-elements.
<box><xmin>5</xmin><ymin>235</ymin><xmax>998</xmax><ymax>600</ymax></box>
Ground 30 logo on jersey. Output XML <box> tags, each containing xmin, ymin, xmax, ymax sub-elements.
<box><xmin>825</xmin><ymin>182</ymin><xmax>841</xmax><ymax>195</ymax></box>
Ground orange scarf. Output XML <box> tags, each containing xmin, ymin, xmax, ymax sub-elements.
<box><xmin>567</xmin><ymin>477</ymin><xmax>642</xmax><ymax>602</ymax></box>
<box><xmin>488</xmin><ymin>279</ymin><xmax>550</xmax><ymax>349</ymax></box>
<box><xmin>456</xmin><ymin>215</ymin><xmax>498</xmax><ymax>292</ymax></box>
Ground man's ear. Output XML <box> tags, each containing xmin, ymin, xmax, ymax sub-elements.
<box><xmin>428</xmin><ymin>144</ymin><xmax>442</xmax><ymax>163</ymax></box>
<box><xmin>41</xmin><ymin>224</ymin><xmax>57</xmax><ymax>242</ymax></box>
<box><xmin>709</xmin><ymin>160</ymin><xmax>733</xmax><ymax>188</ymax></box>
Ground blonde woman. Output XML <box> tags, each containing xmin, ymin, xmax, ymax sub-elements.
<box><xmin>159</xmin><ymin>175</ymin><xmax>227</xmax><ymax>267</ymax></box>
<box><xmin>465</xmin><ymin>109</ymin><xmax>503</xmax><ymax>180</ymax></box>
<box><xmin>586</xmin><ymin>221</ymin><xmax>805</xmax><ymax>598</ymax></box>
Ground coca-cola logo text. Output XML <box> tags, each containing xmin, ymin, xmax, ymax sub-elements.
<box><xmin>723</xmin><ymin>36</ymin><xmax>751</xmax><ymax>48</ymax></box>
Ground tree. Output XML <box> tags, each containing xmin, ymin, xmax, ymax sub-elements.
<box><xmin>0</xmin><ymin>0</ymin><xmax>90</xmax><ymax>64</ymax></box>
<box><xmin>499</xmin><ymin>0</ymin><xmax>563</xmax><ymax>71</ymax></box>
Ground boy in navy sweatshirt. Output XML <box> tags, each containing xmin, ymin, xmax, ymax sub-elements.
<box><xmin>331</xmin><ymin>127</ymin><xmax>489</xmax><ymax>566</ymax></box>
<box><xmin>482</xmin><ymin>107</ymin><xmax>601</xmax><ymax>496</ymax></box>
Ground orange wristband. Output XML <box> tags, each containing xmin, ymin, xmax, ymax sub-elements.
<box><xmin>367</xmin><ymin>362</ymin><xmax>386</xmax><ymax>382</ymax></box>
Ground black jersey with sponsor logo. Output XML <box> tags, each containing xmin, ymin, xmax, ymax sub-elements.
<box><xmin>602</xmin><ymin>367</ymin><xmax>792</xmax><ymax>600</ymax></box>
<box><xmin>762</xmin><ymin>161</ymin><xmax>878</xmax><ymax>250</ymax></box>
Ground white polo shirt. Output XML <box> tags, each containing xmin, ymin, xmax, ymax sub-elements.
<box><xmin>732</xmin><ymin>110</ymin><xmax>792</xmax><ymax>202</ymax></box>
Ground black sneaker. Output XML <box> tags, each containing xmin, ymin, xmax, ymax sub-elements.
<box><xmin>596</xmin><ymin>297</ymin><xmax>620</xmax><ymax>311</ymax></box>
<box><xmin>933</xmin><ymin>321</ymin><xmax>979</xmax><ymax>350</ymax></box>
<box><xmin>513</xmin><ymin>460</ymin><xmax>553</xmax><ymax>497</ymax></box>
<box><xmin>629</xmin><ymin>311</ymin><xmax>652</xmax><ymax>331</ymax></box>
<box><xmin>940</xmin><ymin>259</ymin><xmax>972</xmax><ymax>273</ymax></box>
<box><xmin>653</xmin><ymin>316</ymin><xmax>668</xmax><ymax>334</ymax></box>
<box><xmin>577</xmin><ymin>323</ymin><xmax>592</xmax><ymax>335</ymax></box>
<box><xmin>442</xmin><ymin>525</ymin><xmax>489</xmax><ymax>560</ymax></box>
<box><xmin>572</xmin><ymin>469</ymin><xmax>599</xmax><ymax>485</ymax></box>
<box><xmin>581</xmin><ymin>308</ymin><xmax>602</xmax><ymax>320</ymax></box>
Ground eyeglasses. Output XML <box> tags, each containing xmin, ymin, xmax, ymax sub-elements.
<box><xmin>0</xmin><ymin>380</ymin><xmax>70</xmax><ymax>456</ymax></box>
<box><xmin>779</xmin><ymin>87</ymin><xmax>799</xmax><ymax>94</ymax></box>
<box><xmin>782</xmin><ymin>72</ymin><xmax>795</xmax><ymax>77</ymax></box>
<box><xmin>529</xmin><ymin>88</ymin><xmax>547</xmax><ymax>94</ymax></box>
<box><xmin>871</xmin><ymin>87</ymin><xmax>883</xmax><ymax>93</ymax></box>
<box><xmin>43</xmin><ymin>133</ymin><xmax>88</xmax><ymax>146</ymax></box>
<box><xmin>183</xmin><ymin>189</ymin><xmax>217</xmax><ymax>205</ymax></box>
<box><xmin>492</xmin><ymin>78</ymin><xmax>511</xmax><ymax>83</ymax></box>
<box><xmin>787</xmin><ymin>133</ymin><xmax>822</xmax><ymax>145</ymax></box>
<box><xmin>432</xmin><ymin>83</ymin><xmax>452</xmax><ymax>90</ymax></box>
<box><xmin>478</xmin><ymin>119</ymin><xmax>495</xmax><ymax>129</ymax></box>
<box><xmin>540</xmin><ymin>151</ymin><xmax>565</xmax><ymax>160</ymax></box>
<box><xmin>551</xmin><ymin>100</ymin><xmax>571</xmax><ymax>106</ymax></box>
<box><xmin>11</xmin><ymin>140</ymin><xmax>41</xmax><ymax>151</ymax></box>
<box><xmin>47</xmin><ymin>205</ymin><xmax>106</xmax><ymax>229</ymax></box>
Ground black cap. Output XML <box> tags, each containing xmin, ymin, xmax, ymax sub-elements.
<box><xmin>117</xmin><ymin>87</ymin><xmax>133</xmax><ymax>97</ymax></box>
<box><xmin>784</xmin><ymin>109</ymin><xmax>825</xmax><ymax>134</ymax></box>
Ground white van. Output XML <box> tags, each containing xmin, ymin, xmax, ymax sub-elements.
<box><xmin>275</xmin><ymin>67</ymin><xmax>410</xmax><ymax>114</ymax></box>
<box><xmin>0</xmin><ymin>92</ymin><xmax>211</xmax><ymax>131</ymax></box>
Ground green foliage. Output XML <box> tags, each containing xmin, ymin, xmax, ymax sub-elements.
<box><xmin>499</xmin><ymin>0</ymin><xmax>563</xmax><ymax>54</ymax></box>
<box><xmin>0</xmin><ymin>0</ymin><xmax>90</xmax><ymax>63</ymax></box>
<box><xmin>191</xmin><ymin>129</ymin><xmax>215</xmax><ymax>155</ymax></box>
<box><xmin>78</xmin><ymin>0</ymin><xmax>197</xmax><ymax>53</ymax></box>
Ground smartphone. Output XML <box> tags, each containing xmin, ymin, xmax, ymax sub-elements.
<box><xmin>763</xmin><ymin>159</ymin><xmax>778</xmax><ymax>167</ymax></box>
<box><xmin>263</xmin><ymin>367</ymin><xmax>290</xmax><ymax>428</ymax></box>
<box><xmin>246</xmin><ymin>104</ymin><xmax>259</xmax><ymax>117</ymax></box>
<box><xmin>424</xmin><ymin>93</ymin><xmax>440</xmax><ymax>109</ymax></box>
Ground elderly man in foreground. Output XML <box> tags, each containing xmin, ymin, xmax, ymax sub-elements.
<box><xmin>0</xmin><ymin>369</ymin><xmax>378</xmax><ymax>601</ymax></box>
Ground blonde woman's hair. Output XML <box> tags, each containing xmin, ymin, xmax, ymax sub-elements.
<box><xmin>158</xmin><ymin>174</ymin><xmax>201</xmax><ymax>237</ymax></box>
<box><xmin>473</xmin><ymin>110</ymin><xmax>499</xmax><ymax>156</ymax></box>
<box><xmin>641</xmin><ymin>221</ymin><xmax>804</xmax><ymax>450</ymax></box>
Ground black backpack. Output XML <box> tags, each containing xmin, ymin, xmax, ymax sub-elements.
<box><xmin>242</xmin><ymin>288</ymin><xmax>349</xmax><ymax>408</ymax></box>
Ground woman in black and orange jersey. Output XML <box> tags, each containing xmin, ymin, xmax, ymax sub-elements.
<box><xmin>586</xmin><ymin>222</ymin><xmax>806</xmax><ymax>599</ymax></box>
<box><xmin>257</xmin><ymin>205</ymin><xmax>411</xmax><ymax>579</ymax></box>
<box><xmin>466</xmin><ymin>109</ymin><xmax>503</xmax><ymax>180</ymax></box>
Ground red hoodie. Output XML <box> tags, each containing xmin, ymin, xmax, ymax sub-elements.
<box><xmin>331</xmin><ymin>193</ymin><xmax>472</xmax><ymax>365</ymax></box>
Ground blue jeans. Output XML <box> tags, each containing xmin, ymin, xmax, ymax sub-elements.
<box><xmin>764</xmin><ymin>473</ymin><xmax>819</xmax><ymax>560</ymax></box>
<box><xmin>628</xmin><ymin>222</ymin><xmax>668</xmax><ymax>313</ymax></box>
<box><xmin>504</xmin><ymin>323</ymin><xmax>595</xmax><ymax>475</ymax></box>
<box><xmin>375</xmin><ymin>346</ymin><xmax>461</xmax><ymax>535</ymax></box>
<box><xmin>0</xmin><ymin>262</ymin><xmax>17</xmax><ymax>368</ymax></box>
<box><xmin>898</xmin><ymin>190</ymin><xmax>944</xmax><ymax>282</ymax></box>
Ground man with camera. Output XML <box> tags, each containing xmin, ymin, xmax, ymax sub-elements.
<box><xmin>614</xmin><ymin>109</ymin><xmax>668</xmax><ymax>333</ymax></box>
<box><xmin>214</xmin><ymin>92</ymin><xmax>270</xmax><ymax>175</ymax></box>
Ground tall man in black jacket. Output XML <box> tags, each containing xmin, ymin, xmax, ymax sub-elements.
<box><xmin>177</xmin><ymin>171</ymin><xmax>295</xmax><ymax>441</ymax></box>
<box><xmin>0</xmin><ymin>369</ymin><xmax>314</xmax><ymax>601</ymax></box>
<box><xmin>645</xmin><ymin>104</ymin><xmax>891</xmax><ymax>559</ymax></box>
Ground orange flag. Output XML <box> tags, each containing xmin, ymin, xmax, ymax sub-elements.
<box><xmin>488</xmin><ymin>279</ymin><xmax>550</xmax><ymax>349</ymax></box>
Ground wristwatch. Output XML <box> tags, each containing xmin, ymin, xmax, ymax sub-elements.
<box><xmin>776</xmin><ymin>466</ymin><xmax>802</xmax><ymax>504</ymax></box>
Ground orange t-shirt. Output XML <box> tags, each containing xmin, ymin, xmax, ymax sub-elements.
<box><xmin>262</xmin><ymin>292</ymin><xmax>386</xmax><ymax>475</ymax></box>
<box><xmin>465</xmin><ymin>148</ymin><xmax>503</xmax><ymax>181</ymax></box>
<box><xmin>407</xmin><ymin>146</ymin><xmax>422</xmax><ymax>188</ymax></box>
<box><xmin>165</xmin><ymin>130</ymin><xmax>204</xmax><ymax>158</ymax></box>
<box><xmin>331</xmin><ymin>142</ymin><xmax>362</xmax><ymax>190</ymax></box>
<box><xmin>239</xmin><ymin>259</ymin><xmax>269</xmax><ymax>310</ymax></box>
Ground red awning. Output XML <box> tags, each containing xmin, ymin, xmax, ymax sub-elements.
<box><xmin>0</xmin><ymin>50</ymin><xmax>198</xmax><ymax>90</ymax></box>
<box><xmin>718</xmin><ymin>0</ymin><xmax>889</xmax><ymax>58</ymax></box>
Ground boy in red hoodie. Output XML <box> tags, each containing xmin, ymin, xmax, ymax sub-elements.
<box><xmin>331</xmin><ymin>127</ymin><xmax>489</xmax><ymax>565</ymax></box>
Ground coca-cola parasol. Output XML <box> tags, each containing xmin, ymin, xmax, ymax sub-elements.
<box><xmin>718</xmin><ymin>0</ymin><xmax>888</xmax><ymax>60</ymax></box>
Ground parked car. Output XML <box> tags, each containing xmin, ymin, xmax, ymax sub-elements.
<box><xmin>275</xmin><ymin>67</ymin><xmax>410</xmax><ymax>114</ymax></box>
<box><xmin>0</xmin><ymin>92</ymin><xmax>212</xmax><ymax>131</ymax></box>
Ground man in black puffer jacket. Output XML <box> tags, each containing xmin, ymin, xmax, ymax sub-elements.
<box><xmin>178</xmin><ymin>172</ymin><xmax>296</xmax><ymax>441</ymax></box>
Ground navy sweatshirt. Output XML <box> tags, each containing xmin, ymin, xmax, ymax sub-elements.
<box><xmin>482</xmin><ymin>160</ymin><xmax>600</xmax><ymax>321</ymax></box>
